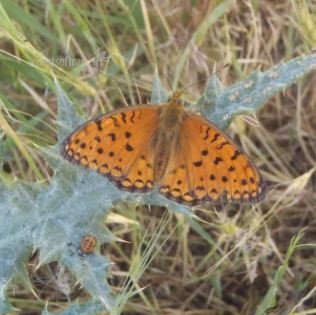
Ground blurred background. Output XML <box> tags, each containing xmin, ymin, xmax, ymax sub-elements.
<box><xmin>0</xmin><ymin>0</ymin><xmax>315</xmax><ymax>314</ymax></box>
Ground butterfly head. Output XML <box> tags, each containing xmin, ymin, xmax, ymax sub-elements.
<box><xmin>162</xmin><ymin>91</ymin><xmax>187</xmax><ymax>122</ymax></box>
<box><xmin>169</xmin><ymin>91</ymin><xmax>183</xmax><ymax>107</ymax></box>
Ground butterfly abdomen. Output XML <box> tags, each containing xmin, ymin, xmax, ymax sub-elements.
<box><xmin>150</xmin><ymin>130</ymin><xmax>173</xmax><ymax>182</ymax></box>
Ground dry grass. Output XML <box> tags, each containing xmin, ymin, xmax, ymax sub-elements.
<box><xmin>0</xmin><ymin>0</ymin><xmax>315</xmax><ymax>314</ymax></box>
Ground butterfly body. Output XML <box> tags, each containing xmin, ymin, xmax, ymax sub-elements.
<box><xmin>61</xmin><ymin>93</ymin><xmax>266</xmax><ymax>206</ymax></box>
<box><xmin>151</xmin><ymin>94</ymin><xmax>186</xmax><ymax>182</ymax></box>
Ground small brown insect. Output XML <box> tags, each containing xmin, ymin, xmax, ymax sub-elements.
<box><xmin>79</xmin><ymin>235</ymin><xmax>97</xmax><ymax>255</ymax></box>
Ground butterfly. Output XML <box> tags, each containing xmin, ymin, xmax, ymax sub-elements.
<box><xmin>61</xmin><ymin>92</ymin><xmax>266</xmax><ymax>206</ymax></box>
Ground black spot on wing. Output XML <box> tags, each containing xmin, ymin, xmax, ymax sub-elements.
<box><xmin>108</xmin><ymin>133</ymin><xmax>116</xmax><ymax>141</ymax></box>
<box><xmin>193</xmin><ymin>160</ymin><xmax>203</xmax><ymax>167</ymax></box>
<box><xmin>203</xmin><ymin>127</ymin><xmax>210</xmax><ymax>140</ymax></box>
<box><xmin>121</xmin><ymin>112</ymin><xmax>127</xmax><ymax>124</ymax></box>
<box><xmin>231</xmin><ymin>150</ymin><xmax>240</xmax><ymax>160</ymax></box>
<box><xmin>125</xmin><ymin>143</ymin><xmax>134</xmax><ymax>151</ymax></box>
<box><xmin>216</xmin><ymin>141</ymin><xmax>229</xmax><ymax>149</ymax></box>
<box><xmin>214</xmin><ymin>157</ymin><xmax>223</xmax><ymax>165</ymax></box>
<box><xmin>228</xmin><ymin>166</ymin><xmax>235</xmax><ymax>172</ymax></box>
<box><xmin>211</xmin><ymin>133</ymin><xmax>220</xmax><ymax>143</ymax></box>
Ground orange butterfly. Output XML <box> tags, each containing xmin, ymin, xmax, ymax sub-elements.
<box><xmin>61</xmin><ymin>92</ymin><xmax>266</xmax><ymax>206</ymax></box>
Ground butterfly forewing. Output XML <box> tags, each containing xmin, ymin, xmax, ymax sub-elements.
<box><xmin>62</xmin><ymin>105</ymin><xmax>160</xmax><ymax>192</ymax></box>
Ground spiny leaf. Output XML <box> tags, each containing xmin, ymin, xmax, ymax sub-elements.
<box><xmin>195</xmin><ymin>54</ymin><xmax>316</xmax><ymax>129</ymax></box>
<box><xmin>1</xmin><ymin>55</ymin><xmax>315</xmax><ymax>314</ymax></box>
<box><xmin>0</xmin><ymin>182</ymin><xmax>40</xmax><ymax>313</ymax></box>
<box><xmin>151</xmin><ymin>68</ymin><xmax>168</xmax><ymax>104</ymax></box>
<box><xmin>55</xmin><ymin>79</ymin><xmax>86</xmax><ymax>142</ymax></box>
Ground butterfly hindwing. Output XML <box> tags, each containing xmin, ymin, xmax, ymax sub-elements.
<box><xmin>159</xmin><ymin>143</ymin><xmax>197</xmax><ymax>204</ymax></box>
<box><xmin>61</xmin><ymin>105</ymin><xmax>160</xmax><ymax>192</ymax></box>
